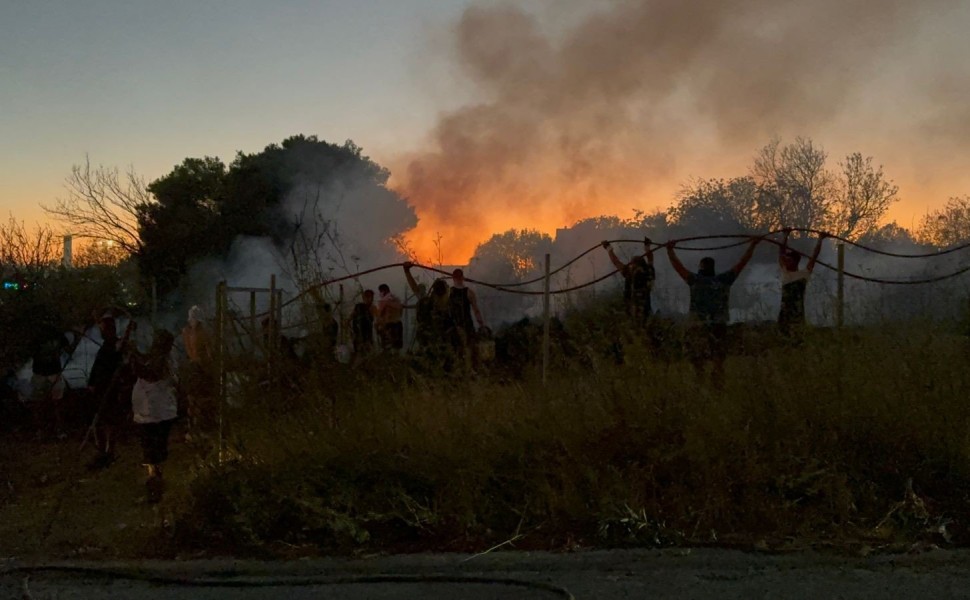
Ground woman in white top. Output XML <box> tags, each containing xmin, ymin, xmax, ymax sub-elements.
<box><xmin>130</xmin><ymin>329</ymin><xmax>178</xmax><ymax>503</ymax></box>
<box><xmin>778</xmin><ymin>228</ymin><xmax>828</xmax><ymax>337</ymax></box>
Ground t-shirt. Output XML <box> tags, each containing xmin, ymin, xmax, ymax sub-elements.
<box><xmin>377</xmin><ymin>293</ymin><xmax>403</xmax><ymax>324</ymax></box>
<box><xmin>622</xmin><ymin>263</ymin><xmax>656</xmax><ymax>302</ymax></box>
<box><xmin>780</xmin><ymin>269</ymin><xmax>811</xmax><ymax>324</ymax></box>
<box><xmin>686</xmin><ymin>271</ymin><xmax>738</xmax><ymax>325</ymax></box>
<box><xmin>781</xmin><ymin>269</ymin><xmax>811</xmax><ymax>285</ymax></box>
<box><xmin>131</xmin><ymin>374</ymin><xmax>178</xmax><ymax>424</ymax></box>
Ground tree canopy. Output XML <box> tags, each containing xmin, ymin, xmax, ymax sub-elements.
<box><xmin>138</xmin><ymin>135</ymin><xmax>416</xmax><ymax>295</ymax></box>
<box><xmin>668</xmin><ymin>137</ymin><xmax>898</xmax><ymax>241</ymax></box>
<box><xmin>917</xmin><ymin>196</ymin><xmax>970</xmax><ymax>247</ymax></box>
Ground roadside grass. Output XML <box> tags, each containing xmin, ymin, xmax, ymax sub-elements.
<box><xmin>167</xmin><ymin>322</ymin><xmax>970</xmax><ymax>556</ymax></box>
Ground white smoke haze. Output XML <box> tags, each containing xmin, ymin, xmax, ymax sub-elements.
<box><xmin>465</xmin><ymin>222</ymin><xmax>970</xmax><ymax>329</ymax></box>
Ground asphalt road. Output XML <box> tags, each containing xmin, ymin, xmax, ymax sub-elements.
<box><xmin>5</xmin><ymin>548</ymin><xmax>970</xmax><ymax>599</ymax></box>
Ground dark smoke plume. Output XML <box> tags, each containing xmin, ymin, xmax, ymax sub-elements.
<box><xmin>397</xmin><ymin>0</ymin><xmax>968</xmax><ymax>262</ymax></box>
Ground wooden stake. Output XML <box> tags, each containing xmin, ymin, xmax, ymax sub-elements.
<box><xmin>837</xmin><ymin>242</ymin><xmax>845</xmax><ymax>328</ymax></box>
<box><xmin>542</xmin><ymin>253</ymin><xmax>551</xmax><ymax>386</ymax></box>
<box><xmin>269</xmin><ymin>274</ymin><xmax>278</xmax><ymax>381</ymax></box>
<box><xmin>216</xmin><ymin>280</ymin><xmax>226</xmax><ymax>464</ymax></box>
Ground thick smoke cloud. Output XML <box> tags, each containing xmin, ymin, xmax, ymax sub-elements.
<box><xmin>397</xmin><ymin>0</ymin><xmax>968</xmax><ymax>263</ymax></box>
<box><xmin>182</xmin><ymin>145</ymin><xmax>418</xmax><ymax>332</ymax></box>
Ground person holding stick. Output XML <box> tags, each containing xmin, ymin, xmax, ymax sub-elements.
<box><xmin>666</xmin><ymin>235</ymin><xmax>762</xmax><ymax>389</ymax></box>
<box><xmin>85</xmin><ymin>315</ymin><xmax>133</xmax><ymax>469</ymax></box>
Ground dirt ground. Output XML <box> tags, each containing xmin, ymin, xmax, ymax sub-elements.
<box><xmin>0</xmin><ymin>425</ymin><xmax>197</xmax><ymax>560</ymax></box>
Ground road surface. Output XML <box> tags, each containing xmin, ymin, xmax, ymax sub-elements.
<box><xmin>5</xmin><ymin>548</ymin><xmax>970</xmax><ymax>599</ymax></box>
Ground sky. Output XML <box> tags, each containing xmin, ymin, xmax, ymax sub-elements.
<box><xmin>0</xmin><ymin>0</ymin><xmax>478</xmax><ymax>224</ymax></box>
<box><xmin>2</xmin><ymin>0</ymin><xmax>970</xmax><ymax>263</ymax></box>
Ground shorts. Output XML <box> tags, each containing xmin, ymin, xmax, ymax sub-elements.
<box><xmin>140</xmin><ymin>419</ymin><xmax>174</xmax><ymax>465</ymax></box>
<box><xmin>95</xmin><ymin>386</ymin><xmax>130</xmax><ymax>429</ymax></box>
<box><xmin>686</xmin><ymin>323</ymin><xmax>728</xmax><ymax>364</ymax></box>
<box><xmin>29</xmin><ymin>374</ymin><xmax>65</xmax><ymax>404</ymax></box>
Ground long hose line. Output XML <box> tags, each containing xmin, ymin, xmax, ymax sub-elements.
<box><xmin>258</xmin><ymin>230</ymin><xmax>970</xmax><ymax>319</ymax></box>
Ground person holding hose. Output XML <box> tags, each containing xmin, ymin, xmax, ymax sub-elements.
<box><xmin>777</xmin><ymin>228</ymin><xmax>828</xmax><ymax>339</ymax></box>
<box><xmin>666</xmin><ymin>235</ymin><xmax>763</xmax><ymax>389</ymax></box>
<box><xmin>602</xmin><ymin>237</ymin><xmax>656</xmax><ymax>325</ymax></box>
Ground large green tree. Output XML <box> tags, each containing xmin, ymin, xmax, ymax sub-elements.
<box><xmin>138</xmin><ymin>136</ymin><xmax>416</xmax><ymax>295</ymax></box>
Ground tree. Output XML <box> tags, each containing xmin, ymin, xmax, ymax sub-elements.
<box><xmin>857</xmin><ymin>221</ymin><xmax>915</xmax><ymax>246</ymax></box>
<box><xmin>73</xmin><ymin>240</ymin><xmax>130</xmax><ymax>267</ymax></box>
<box><xmin>468</xmin><ymin>229</ymin><xmax>554</xmax><ymax>325</ymax></box>
<box><xmin>138</xmin><ymin>157</ymin><xmax>227</xmax><ymax>293</ymax></box>
<box><xmin>470</xmin><ymin>229</ymin><xmax>554</xmax><ymax>281</ymax></box>
<box><xmin>138</xmin><ymin>136</ymin><xmax>417</xmax><ymax>296</ymax></box>
<box><xmin>668</xmin><ymin>138</ymin><xmax>896</xmax><ymax>240</ymax></box>
<box><xmin>669</xmin><ymin>177</ymin><xmax>763</xmax><ymax>233</ymax></box>
<box><xmin>44</xmin><ymin>157</ymin><xmax>149</xmax><ymax>255</ymax></box>
<box><xmin>917</xmin><ymin>196</ymin><xmax>970</xmax><ymax>247</ymax></box>
<box><xmin>752</xmin><ymin>137</ymin><xmax>835</xmax><ymax>231</ymax></box>
<box><xmin>0</xmin><ymin>217</ymin><xmax>59</xmax><ymax>270</ymax></box>
<box><xmin>830</xmin><ymin>153</ymin><xmax>899</xmax><ymax>240</ymax></box>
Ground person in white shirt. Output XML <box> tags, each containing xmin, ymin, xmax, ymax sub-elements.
<box><xmin>130</xmin><ymin>329</ymin><xmax>178</xmax><ymax>504</ymax></box>
<box><xmin>778</xmin><ymin>228</ymin><xmax>828</xmax><ymax>338</ymax></box>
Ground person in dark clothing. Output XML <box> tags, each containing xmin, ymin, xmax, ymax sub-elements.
<box><xmin>404</xmin><ymin>263</ymin><xmax>457</xmax><ymax>371</ymax></box>
<box><xmin>29</xmin><ymin>322</ymin><xmax>71</xmax><ymax>438</ymax></box>
<box><xmin>351</xmin><ymin>289</ymin><xmax>376</xmax><ymax>361</ymax></box>
<box><xmin>449</xmin><ymin>269</ymin><xmax>485</xmax><ymax>372</ymax></box>
<box><xmin>603</xmin><ymin>237</ymin><xmax>656</xmax><ymax>324</ymax></box>
<box><xmin>86</xmin><ymin>316</ymin><xmax>131</xmax><ymax>470</ymax></box>
<box><xmin>667</xmin><ymin>236</ymin><xmax>762</xmax><ymax>389</ymax></box>
<box><xmin>777</xmin><ymin>228</ymin><xmax>827</xmax><ymax>338</ymax></box>
<box><xmin>306</xmin><ymin>294</ymin><xmax>339</xmax><ymax>364</ymax></box>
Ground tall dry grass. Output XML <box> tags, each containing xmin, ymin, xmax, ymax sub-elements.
<box><xmin>170</xmin><ymin>320</ymin><xmax>970</xmax><ymax>555</ymax></box>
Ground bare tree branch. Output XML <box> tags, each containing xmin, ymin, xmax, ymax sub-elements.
<box><xmin>0</xmin><ymin>216</ymin><xmax>59</xmax><ymax>269</ymax></box>
<box><xmin>42</xmin><ymin>156</ymin><xmax>150</xmax><ymax>255</ymax></box>
<box><xmin>831</xmin><ymin>153</ymin><xmax>899</xmax><ymax>240</ymax></box>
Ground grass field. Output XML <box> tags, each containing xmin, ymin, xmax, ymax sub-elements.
<box><xmin>3</xmin><ymin>321</ymin><xmax>970</xmax><ymax>559</ymax></box>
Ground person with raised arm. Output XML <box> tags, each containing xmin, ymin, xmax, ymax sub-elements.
<box><xmin>777</xmin><ymin>228</ymin><xmax>828</xmax><ymax>339</ymax></box>
<box><xmin>602</xmin><ymin>237</ymin><xmax>656</xmax><ymax>325</ymax></box>
<box><xmin>404</xmin><ymin>262</ymin><xmax>456</xmax><ymax>371</ymax></box>
<box><xmin>667</xmin><ymin>235</ymin><xmax>762</xmax><ymax>389</ymax></box>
